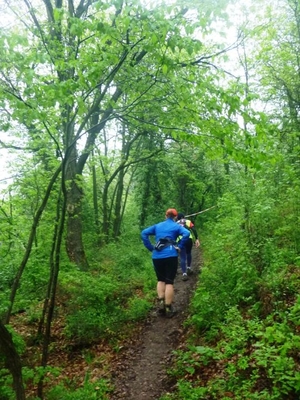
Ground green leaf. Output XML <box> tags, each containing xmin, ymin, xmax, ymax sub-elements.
<box><xmin>162</xmin><ymin>64</ymin><xmax>168</xmax><ymax>74</ymax></box>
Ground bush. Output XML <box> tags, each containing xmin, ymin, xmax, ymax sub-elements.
<box><xmin>63</xmin><ymin>273</ymin><xmax>126</xmax><ymax>343</ymax></box>
<box><xmin>47</xmin><ymin>378</ymin><xmax>111</xmax><ymax>400</ymax></box>
<box><xmin>61</xmin><ymin>241</ymin><xmax>156</xmax><ymax>344</ymax></box>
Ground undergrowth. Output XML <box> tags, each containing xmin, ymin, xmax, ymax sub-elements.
<box><xmin>0</xmin><ymin>234</ymin><xmax>156</xmax><ymax>399</ymax></box>
<box><xmin>160</xmin><ymin>190</ymin><xmax>300</xmax><ymax>400</ymax></box>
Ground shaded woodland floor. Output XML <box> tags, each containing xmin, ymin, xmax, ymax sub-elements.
<box><xmin>11</xmin><ymin>248</ymin><xmax>201</xmax><ymax>399</ymax></box>
<box><xmin>108</xmin><ymin>248</ymin><xmax>202</xmax><ymax>400</ymax></box>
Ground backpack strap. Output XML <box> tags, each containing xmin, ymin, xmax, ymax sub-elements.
<box><xmin>154</xmin><ymin>237</ymin><xmax>175</xmax><ymax>251</ymax></box>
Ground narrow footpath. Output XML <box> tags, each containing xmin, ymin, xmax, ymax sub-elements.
<box><xmin>109</xmin><ymin>248</ymin><xmax>202</xmax><ymax>400</ymax></box>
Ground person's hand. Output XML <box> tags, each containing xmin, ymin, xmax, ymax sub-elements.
<box><xmin>195</xmin><ymin>239</ymin><xmax>200</xmax><ymax>248</ymax></box>
<box><xmin>174</xmin><ymin>246</ymin><xmax>181</xmax><ymax>253</ymax></box>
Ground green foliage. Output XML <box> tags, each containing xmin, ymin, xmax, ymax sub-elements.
<box><xmin>167</xmin><ymin>305</ymin><xmax>300</xmax><ymax>399</ymax></box>
<box><xmin>23</xmin><ymin>365</ymin><xmax>61</xmax><ymax>387</ymax></box>
<box><xmin>0</xmin><ymin>371</ymin><xmax>14</xmax><ymax>400</ymax></box>
<box><xmin>61</xmin><ymin>238</ymin><xmax>156</xmax><ymax>344</ymax></box>
<box><xmin>189</xmin><ymin>195</ymin><xmax>258</xmax><ymax>332</ymax></box>
<box><xmin>125</xmin><ymin>296</ymin><xmax>152</xmax><ymax>321</ymax></box>
<box><xmin>2</xmin><ymin>1</ymin><xmax>300</xmax><ymax>399</ymax></box>
<box><xmin>47</xmin><ymin>378</ymin><xmax>111</xmax><ymax>400</ymax></box>
<box><xmin>0</xmin><ymin>365</ymin><xmax>61</xmax><ymax>400</ymax></box>
<box><xmin>62</xmin><ymin>272</ymin><xmax>127</xmax><ymax>343</ymax></box>
<box><xmin>17</xmin><ymin>259</ymin><xmax>50</xmax><ymax>303</ymax></box>
<box><xmin>160</xmin><ymin>380</ymin><xmax>208</xmax><ymax>399</ymax></box>
<box><xmin>0</xmin><ymin>264</ymin><xmax>15</xmax><ymax>293</ymax></box>
<box><xmin>7</xmin><ymin>325</ymin><xmax>26</xmax><ymax>356</ymax></box>
<box><xmin>166</xmin><ymin>121</ymin><xmax>300</xmax><ymax>398</ymax></box>
<box><xmin>171</xmin><ymin>345</ymin><xmax>217</xmax><ymax>377</ymax></box>
<box><xmin>0</xmin><ymin>327</ymin><xmax>26</xmax><ymax>400</ymax></box>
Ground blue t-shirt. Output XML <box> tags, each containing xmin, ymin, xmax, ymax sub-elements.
<box><xmin>141</xmin><ymin>217</ymin><xmax>190</xmax><ymax>259</ymax></box>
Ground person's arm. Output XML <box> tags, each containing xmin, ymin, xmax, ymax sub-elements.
<box><xmin>141</xmin><ymin>225</ymin><xmax>156</xmax><ymax>251</ymax></box>
<box><xmin>190</xmin><ymin>225</ymin><xmax>200</xmax><ymax>248</ymax></box>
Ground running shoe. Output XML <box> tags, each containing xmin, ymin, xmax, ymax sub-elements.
<box><xmin>165</xmin><ymin>305</ymin><xmax>177</xmax><ymax>318</ymax></box>
<box><xmin>158</xmin><ymin>298</ymin><xmax>165</xmax><ymax>315</ymax></box>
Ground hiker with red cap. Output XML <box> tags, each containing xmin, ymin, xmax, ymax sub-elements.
<box><xmin>141</xmin><ymin>208</ymin><xmax>190</xmax><ymax>318</ymax></box>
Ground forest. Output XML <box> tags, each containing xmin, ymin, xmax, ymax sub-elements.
<box><xmin>0</xmin><ymin>0</ymin><xmax>300</xmax><ymax>399</ymax></box>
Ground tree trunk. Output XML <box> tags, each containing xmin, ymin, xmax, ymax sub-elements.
<box><xmin>64</xmin><ymin>91</ymin><xmax>123</xmax><ymax>263</ymax></box>
<box><xmin>91</xmin><ymin>152</ymin><xmax>101</xmax><ymax>238</ymax></box>
<box><xmin>66</xmin><ymin>179</ymin><xmax>89</xmax><ymax>270</ymax></box>
<box><xmin>37</xmin><ymin>171</ymin><xmax>67</xmax><ymax>399</ymax></box>
<box><xmin>0</xmin><ymin>322</ymin><xmax>26</xmax><ymax>400</ymax></box>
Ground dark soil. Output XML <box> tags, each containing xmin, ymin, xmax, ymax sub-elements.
<box><xmin>108</xmin><ymin>248</ymin><xmax>202</xmax><ymax>400</ymax></box>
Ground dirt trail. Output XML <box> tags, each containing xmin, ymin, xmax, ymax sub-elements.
<box><xmin>109</xmin><ymin>248</ymin><xmax>201</xmax><ymax>400</ymax></box>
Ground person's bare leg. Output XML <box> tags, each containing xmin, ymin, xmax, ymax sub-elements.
<box><xmin>165</xmin><ymin>283</ymin><xmax>174</xmax><ymax>305</ymax></box>
<box><xmin>157</xmin><ymin>281</ymin><xmax>166</xmax><ymax>299</ymax></box>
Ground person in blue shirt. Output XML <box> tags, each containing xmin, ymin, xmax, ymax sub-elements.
<box><xmin>141</xmin><ymin>208</ymin><xmax>190</xmax><ymax>318</ymax></box>
<box><xmin>176</xmin><ymin>212</ymin><xmax>200</xmax><ymax>281</ymax></box>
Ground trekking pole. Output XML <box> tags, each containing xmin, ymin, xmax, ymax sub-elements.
<box><xmin>185</xmin><ymin>205</ymin><xmax>217</xmax><ymax>218</ymax></box>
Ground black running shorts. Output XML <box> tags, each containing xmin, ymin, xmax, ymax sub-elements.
<box><xmin>153</xmin><ymin>256</ymin><xmax>178</xmax><ymax>284</ymax></box>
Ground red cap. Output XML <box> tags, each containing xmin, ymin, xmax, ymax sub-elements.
<box><xmin>165</xmin><ymin>208</ymin><xmax>178</xmax><ymax>218</ymax></box>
